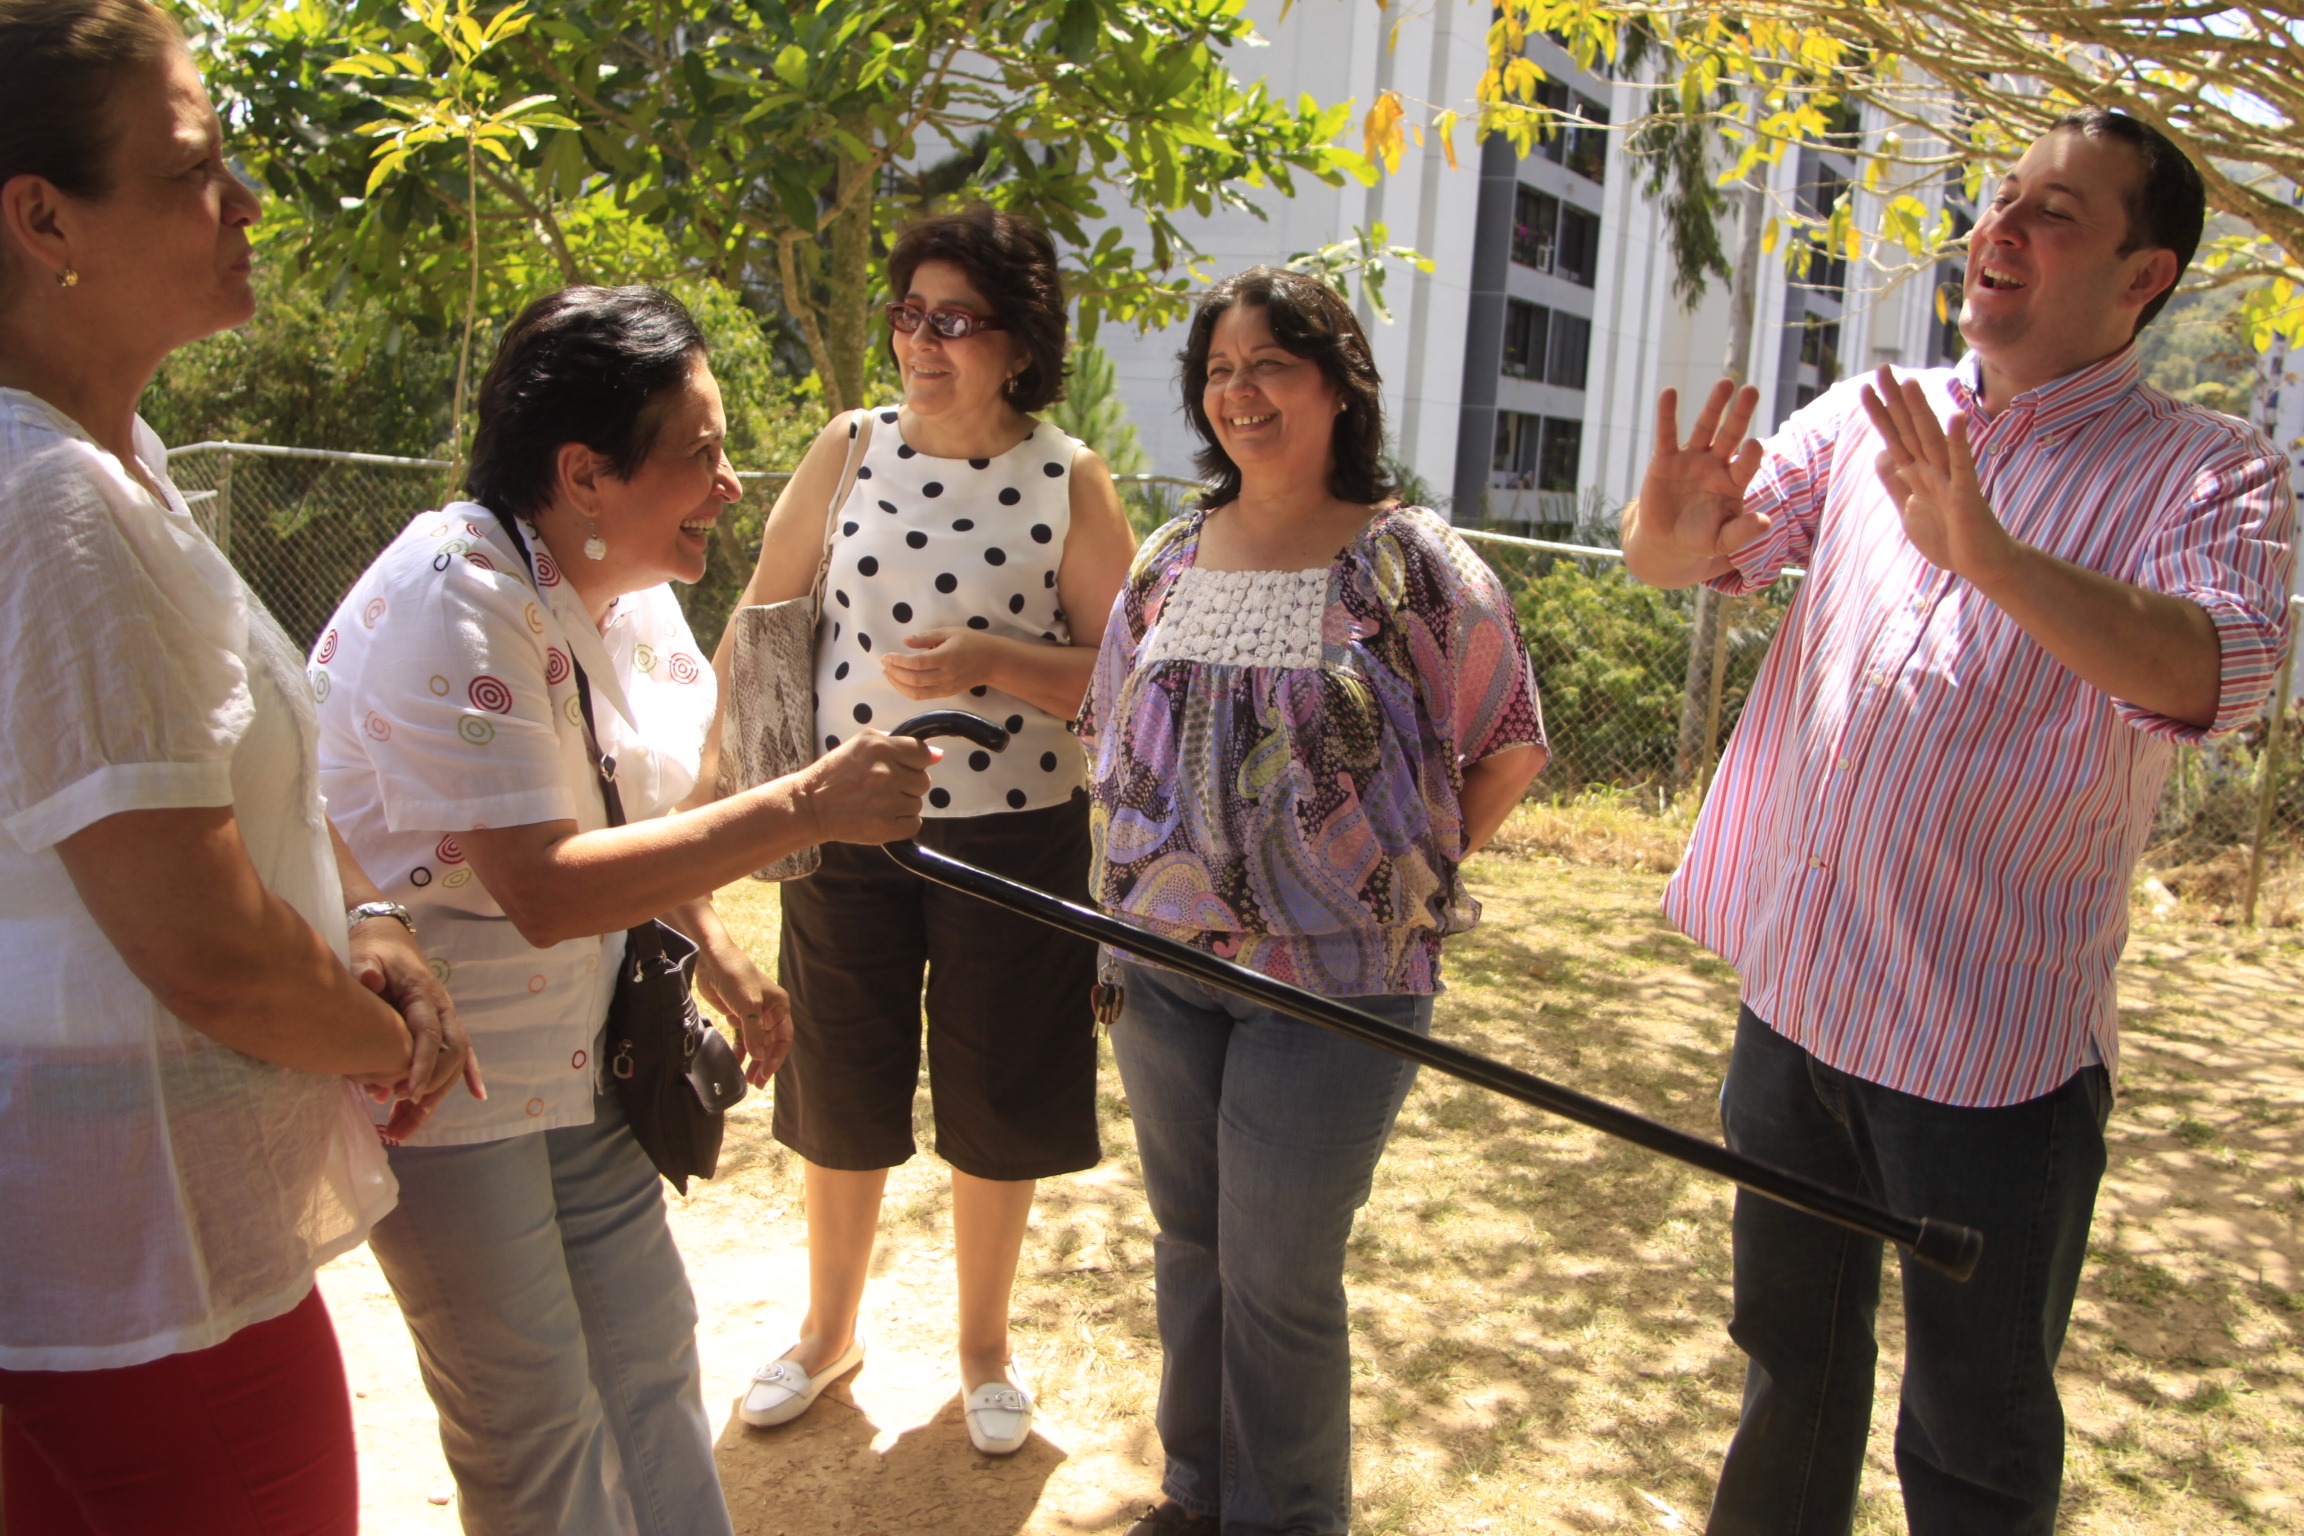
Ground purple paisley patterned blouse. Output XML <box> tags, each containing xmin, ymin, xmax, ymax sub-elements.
<box><xmin>1078</xmin><ymin>505</ymin><xmax>1546</xmax><ymax>996</ymax></box>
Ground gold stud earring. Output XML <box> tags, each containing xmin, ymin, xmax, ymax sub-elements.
<box><xmin>56</xmin><ymin>267</ymin><xmax>78</xmax><ymax>289</ymax></box>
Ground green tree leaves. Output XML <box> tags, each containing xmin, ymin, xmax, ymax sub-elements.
<box><xmin>192</xmin><ymin>0</ymin><xmax>1375</xmax><ymax>422</ymax></box>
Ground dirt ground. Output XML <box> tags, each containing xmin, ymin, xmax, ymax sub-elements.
<box><xmin>327</xmin><ymin>822</ymin><xmax>2304</xmax><ymax>1534</ymax></box>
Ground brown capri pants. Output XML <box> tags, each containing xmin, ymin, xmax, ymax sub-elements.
<box><xmin>772</xmin><ymin>792</ymin><xmax>1101</xmax><ymax>1181</ymax></box>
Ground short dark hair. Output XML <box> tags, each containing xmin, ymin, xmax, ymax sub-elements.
<box><xmin>885</xmin><ymin>209</ymin><xmax>1068</xmax><ymax>413</ymax></box>
<box><xmin>465</xmin><ymin>286</ymin><xmax>708</xmax><ymax>519</ymax></box>
<box><xmin>0</xmin><ymin>0</ymin><xmax>184</xmax><ymax>292</ymax></box>
<box><xmin>1178</xmin><ymin>267</ymin><xmax>1395</xmax><ymax>510</ymax></box>
<box><xmin>2052</xmin><ymin>108</ymin><xmax>2205</xmax><ymax>333</ymax></box>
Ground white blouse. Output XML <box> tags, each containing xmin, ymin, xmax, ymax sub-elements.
<box><xmin>0</xmin><ymin>391</ymin><xmax>395</xmax><ymax>1371</ymax></box>
<box><xmin>312</xmin><ymin>503</ymin><xmax>717</xmax><ymax>1147</ymax></box>
<box><xmin>814</xmin><ymin>408</ymin><xmax>1087</xmax><ymax>816</ymax></box>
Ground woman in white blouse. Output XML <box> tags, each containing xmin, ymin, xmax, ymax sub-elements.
<box><xmin>315</xmin><ymin>284</ymin><xmax>935</xmax><ymax>1535</ymax></box>
<box><xmin>0</xmin><ymin>6</ymin><xmax>475</xmax><ymax>1532</ymax></box>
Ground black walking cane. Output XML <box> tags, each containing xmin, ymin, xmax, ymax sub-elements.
<box><xmin>882</xmin><ymin>711</ymin><xmax>1983</xmax><ymax>1282</ymax></box>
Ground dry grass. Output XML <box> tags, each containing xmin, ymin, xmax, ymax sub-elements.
<box><xmin>324</xmin><ymin>803</ymin><xmax>2304</xmax><ymax>1534</ymax></box>
<box><xmin>2142</xmin><ymin>844</ymin><xmax>2304</xmax><ymax>930</ymax></box>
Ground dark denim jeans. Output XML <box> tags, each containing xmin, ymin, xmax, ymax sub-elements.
<box><xmin>1110</xmin><ymin>960</ymin><xmax>1433</xmax><ymax>1536</ymax></box>
<box><xmin>1708</xmin><ymin>1008</ymin><xmax>2110</xmax><ymax>1536</ymax></box>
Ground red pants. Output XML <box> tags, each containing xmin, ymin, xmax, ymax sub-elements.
<box><xmin>0</xmin><ymin>1286</ymin><xmax>357</xmax><ymax>1536</ymax></box>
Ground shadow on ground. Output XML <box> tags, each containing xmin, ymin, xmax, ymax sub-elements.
<box><xmin>715</xmin><ymin>1387</ymin><xmax>1066</xmax><ymax>1536</ymax></box>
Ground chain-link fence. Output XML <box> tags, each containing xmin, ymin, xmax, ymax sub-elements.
<box><xmin>1456</xmin><ymin>523</ymin><xmax>2304</xmax><ymax>926</ymax></box>
<box><xmin>164</xmin><ymin>443</ymin><xmax>2304</xmax><ymax>925</ymax></box>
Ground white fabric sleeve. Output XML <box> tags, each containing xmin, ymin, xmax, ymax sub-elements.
<box><xmin>0</xmin><ymin>440</ymin><xmax>252</xmax><ymax>851</ymax></box>
<box><xmin>350</xmin><ymin>555</ymin><xmax>582</xmax><ymax>834</ymax></box>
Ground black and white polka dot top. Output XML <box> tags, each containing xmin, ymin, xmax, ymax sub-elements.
<box><xmin>814</xmin><ymin>406</ymin><xmax>1087</xmax><ymax>817</ymax></box>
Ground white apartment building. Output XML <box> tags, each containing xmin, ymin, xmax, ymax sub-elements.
<box><xmin>1093</xmin><ymin>0</ymin><xmax>1969</xmax><ymax>526</ymax></box>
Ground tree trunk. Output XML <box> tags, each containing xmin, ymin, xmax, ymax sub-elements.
<box><xmin>1676</xmin><ymin>178</ymin><xmax>1767</xmax><ymax>791</ymax></box>
<box><xmin>819</xmin><ymin>149</ymin><xmax>878</xmax><ymax>414</ymax></box>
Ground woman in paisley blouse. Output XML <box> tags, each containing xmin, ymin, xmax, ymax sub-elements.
<box><xmin>1081</xmin><ymin>267</ymin><xmax>1547</xmax><ymax>1536</ymax></box>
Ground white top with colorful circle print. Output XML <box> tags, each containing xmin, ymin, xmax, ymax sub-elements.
<box><xmin>310</xmin><ymin>501</ymin><xmax>718</xmax><ymax>1148</ymax></box>
<box><xmin>0</xmin><ymin>391</ymin><xmax>395</xmax><ymax>1371</ymax></box>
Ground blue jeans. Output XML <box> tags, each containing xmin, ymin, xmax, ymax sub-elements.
<box><xmin>1110</xmin><ymin>959</ymin><xmax>1432</xmax><ymax>1536</ymax></box>
<box><xmin>366</xmin><ymin>1086</ymin><xmax>732</xmax><ymax>1536</ymax></box>
<box><xmin>1708</xmin><ymin>1008</ymin><xmax>2110</xmax><ymax>1536</ymax></box>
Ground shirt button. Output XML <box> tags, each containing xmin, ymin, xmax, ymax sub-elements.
<box><xmin>1835</xmin><ymin>756</ymin><xmax>1852</xmax><ymax>771</ymax></box>
<box><xmin>1868</xmin><ymin>672</ymin><xmax>1889</xmax><ymax>687</ymax></box>
<box><xmin>1808</xmin><ymin>856</ymin><xmax>1826</xmax><ymax>870</ymax></box>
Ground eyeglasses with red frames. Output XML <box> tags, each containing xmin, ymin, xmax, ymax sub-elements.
<box><xmin>884</xmin><ymin>301</ymin><xmax>1007</xmax><ymax>340</ymax></box>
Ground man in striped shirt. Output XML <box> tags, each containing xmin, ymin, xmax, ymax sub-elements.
<box><xmin>1622</xmin><ymin>111</ymin><xmax>2295</xmax><ymax>1536</ymax></box>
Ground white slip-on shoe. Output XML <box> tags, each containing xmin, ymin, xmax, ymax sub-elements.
<box><xmin>739</xmin><ymin>1338</ymin><xmax>865</xmax><ymax>1428</ymax></box>
<box><xmin>964</xmin><ymin>1377</ymin><xmax>1033</xmax><ymax>1455</ymax></box>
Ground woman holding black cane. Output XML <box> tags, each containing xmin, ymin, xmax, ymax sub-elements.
<box><xmin>314</xmin><ymin>285</ymin><xmax>934</xmax><ymax>1534</ymax></box>
<box><xmin>1080</xmin><ymin>268</ymin><xmax>1547</xmax><ymax>1535</ymax></box>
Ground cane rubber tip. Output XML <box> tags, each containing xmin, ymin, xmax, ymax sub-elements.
<box><xmin>890</xmin><ymin>709</ymin><xmax>1010</xmax><ymax>751</ymax></box>
<box><xmin>1909</xmin><ymin>1217</ymin><xmax>1984</xmax><ymax>1282</ymax></box>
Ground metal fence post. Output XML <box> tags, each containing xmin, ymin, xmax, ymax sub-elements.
<box><xmin>1675</xmin><ymin>588</ymin><xmax>1723</xmax><ymax>793</ymax></box>
<box><xmin>1698</xmin><ymin>592</ymin><xmax>1736</xmax><ymax>793</ymax></box>
<box><xmin>2240</xmin><ymin>599</ymin><xmax>2301</xmax><ymax>926</ymax></box>
<box><xmin>213</xmin><ymin>451</ymin><xmax>233</xmax><ymax>562</ymax></box>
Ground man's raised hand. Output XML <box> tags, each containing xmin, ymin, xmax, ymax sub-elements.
<box><xmin>1621</xmin><ymin>381</ymin><xmax>1771</xmax><ymax>588</ymax></box>
<box><xmin>1859</xmin><ymin>366</ymin><xmax>2019</xmax><ymax>589</ymax></box>
<box><xmin>1640</xmin><ymin>381</ymin><xmax>1770</xmax><ymax>558</ymax></box>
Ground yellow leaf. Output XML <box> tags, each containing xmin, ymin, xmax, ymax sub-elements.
<box><xmin>1761</xmin><ymin>218</ymin><xmax>1780</xmax><ymax>255</ymax></box>
<box><xmin>1434</xmin><ymin>108</ymin><xmax>1459</xmax><ymax>172</ymax></box>
<box><xmin>1362</xmin><ymin>89</ymin><xmax>1405</xmax><ymax>175</ymax></box>
<box><xmin>1844</xmin><ymin>226</ymin><xmax>1862</xmax><ymax>261</ymax></box>
<box><xmin>1935</xmin><ymin>284</ymin><xmax>1949</xmax><ymax>324</ymax></box>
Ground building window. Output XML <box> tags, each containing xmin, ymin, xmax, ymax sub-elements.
<box><xmin>1547</xmin><ymin>311</ymin><xmax>1591</xmax><ymax>389</ymax></box>
<box><xmin>1502</xmin><ymin>302</ymin><xmax>1591</xmax><ymax>389</ymax></box>
<box><xmin>1504</xmin><ymin>299</ymin><xmax>1550</xmax><ymax>378</ymax></box>
<box><xmin>1492</xmin><ymin>411</ymin><xmax>1583</xmax><ymax>492</ymax></box>
<box><xmin>1798</xmin><ymin>316</ymin><xmax>1841</xmax><ymax>386</ymax></box>
<box><xmin>1799</xmin><ymin>163</ymin><xmax>1850</xmax><ymax>297</ymax></box>
<box><xmin>1493</xmin><ymin>411</ymin><xmax>1539</xmax><ymax>484</ymax></box>
<box><xmin>1539</xmin><ymin>417</ymin><xmax>1582</xmax><ymax>491</ymax></box>
<box><xmin>1512</xmin><ymin>187</ymin><xmax>1559</xmax><ymax>272</ymax></box>
<box><xmin>1533</xmin><ymin>81</ymin><xmax>1611</xmax><ymax>185</ymax></box>
<box><xmin>1556</xmin><ymin>205</ymin><xmax>1600</xmax><ymax>287</ymax></box>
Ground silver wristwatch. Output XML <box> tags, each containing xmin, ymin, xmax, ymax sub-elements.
<box><xmin>346</xmin><ymin>900</ymin><xmax>417</xmax><ymax>938</ymax></box>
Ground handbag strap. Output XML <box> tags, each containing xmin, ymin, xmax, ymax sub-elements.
<box><xmin>492</xmin><ymin>508</ymin><xmax>627</xmax><ymax>830</ymax></box>
<box><xmin>808</xmin><ymin>409</ymin><xmax>875</xmax><ymax>611</ymax></box>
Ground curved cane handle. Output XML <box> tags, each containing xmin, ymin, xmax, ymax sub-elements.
<box><xmin>889</xmin><ymin>709</ymin><xmax>1012</xmax><ymax>752</ymax></box>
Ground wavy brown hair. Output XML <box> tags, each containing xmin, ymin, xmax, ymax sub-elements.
<box><xmin>885</xmin><ymin>208</ymin><xmax>1068</xmax><ymax>413</ymax></box>
<box><xmin>1178</xmin><ymin>266</ymin><xmax>1394</xmax><ymax>510</ymax></box>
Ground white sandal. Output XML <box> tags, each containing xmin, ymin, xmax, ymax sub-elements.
<box><xmin>739</xmin><ymin>1338</ymin><xmax>865</xmax><ymax>1428</ymax></box>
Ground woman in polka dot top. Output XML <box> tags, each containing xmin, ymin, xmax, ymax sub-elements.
<box><xmin>716</xmin><ymin>210</ymin><xmax>1134</xmax><ymax>1454</ymax></box>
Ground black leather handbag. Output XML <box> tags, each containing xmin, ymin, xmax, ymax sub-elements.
<box><xmin>593</xmin><ymin>780</ymin><xmax>748</xmax><ymax>1195</ymax></box>
<box><xmin>496</xmin><ymin>509</ymin><xmax>747</xmax><ymax>1192</ymax></box>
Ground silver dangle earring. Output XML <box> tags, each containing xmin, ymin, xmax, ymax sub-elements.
<box><xmin>583</xmin><ymin>517</ymin><xmax>607</xmax><ymax>561</ymax></box>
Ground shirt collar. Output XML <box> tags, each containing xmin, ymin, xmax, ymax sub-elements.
<box><xmin>1949</xmin><ymin>345</ymin><xmax>2142</xmax><ymax>435</ymax></box>
<box><xmin>454</xmin><ymin>502</ymin><xmax>639</xmax><ymax>731</ymax></box>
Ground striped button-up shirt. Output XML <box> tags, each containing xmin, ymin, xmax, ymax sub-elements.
<box><xmin>1664</xmin><ymin>347</ymin><xmax>2295</xmax><ymax>1107</ymax></box>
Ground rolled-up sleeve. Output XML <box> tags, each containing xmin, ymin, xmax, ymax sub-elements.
<box><xmin>2114</xmin><ymin>445</ymin><xmax>2298</xmax><ymax>742</ymax></box>
<box><xmin>1709</xmin><ymin>388</ymin><xmax>1850</xmax><ymax>596</ymax></box>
